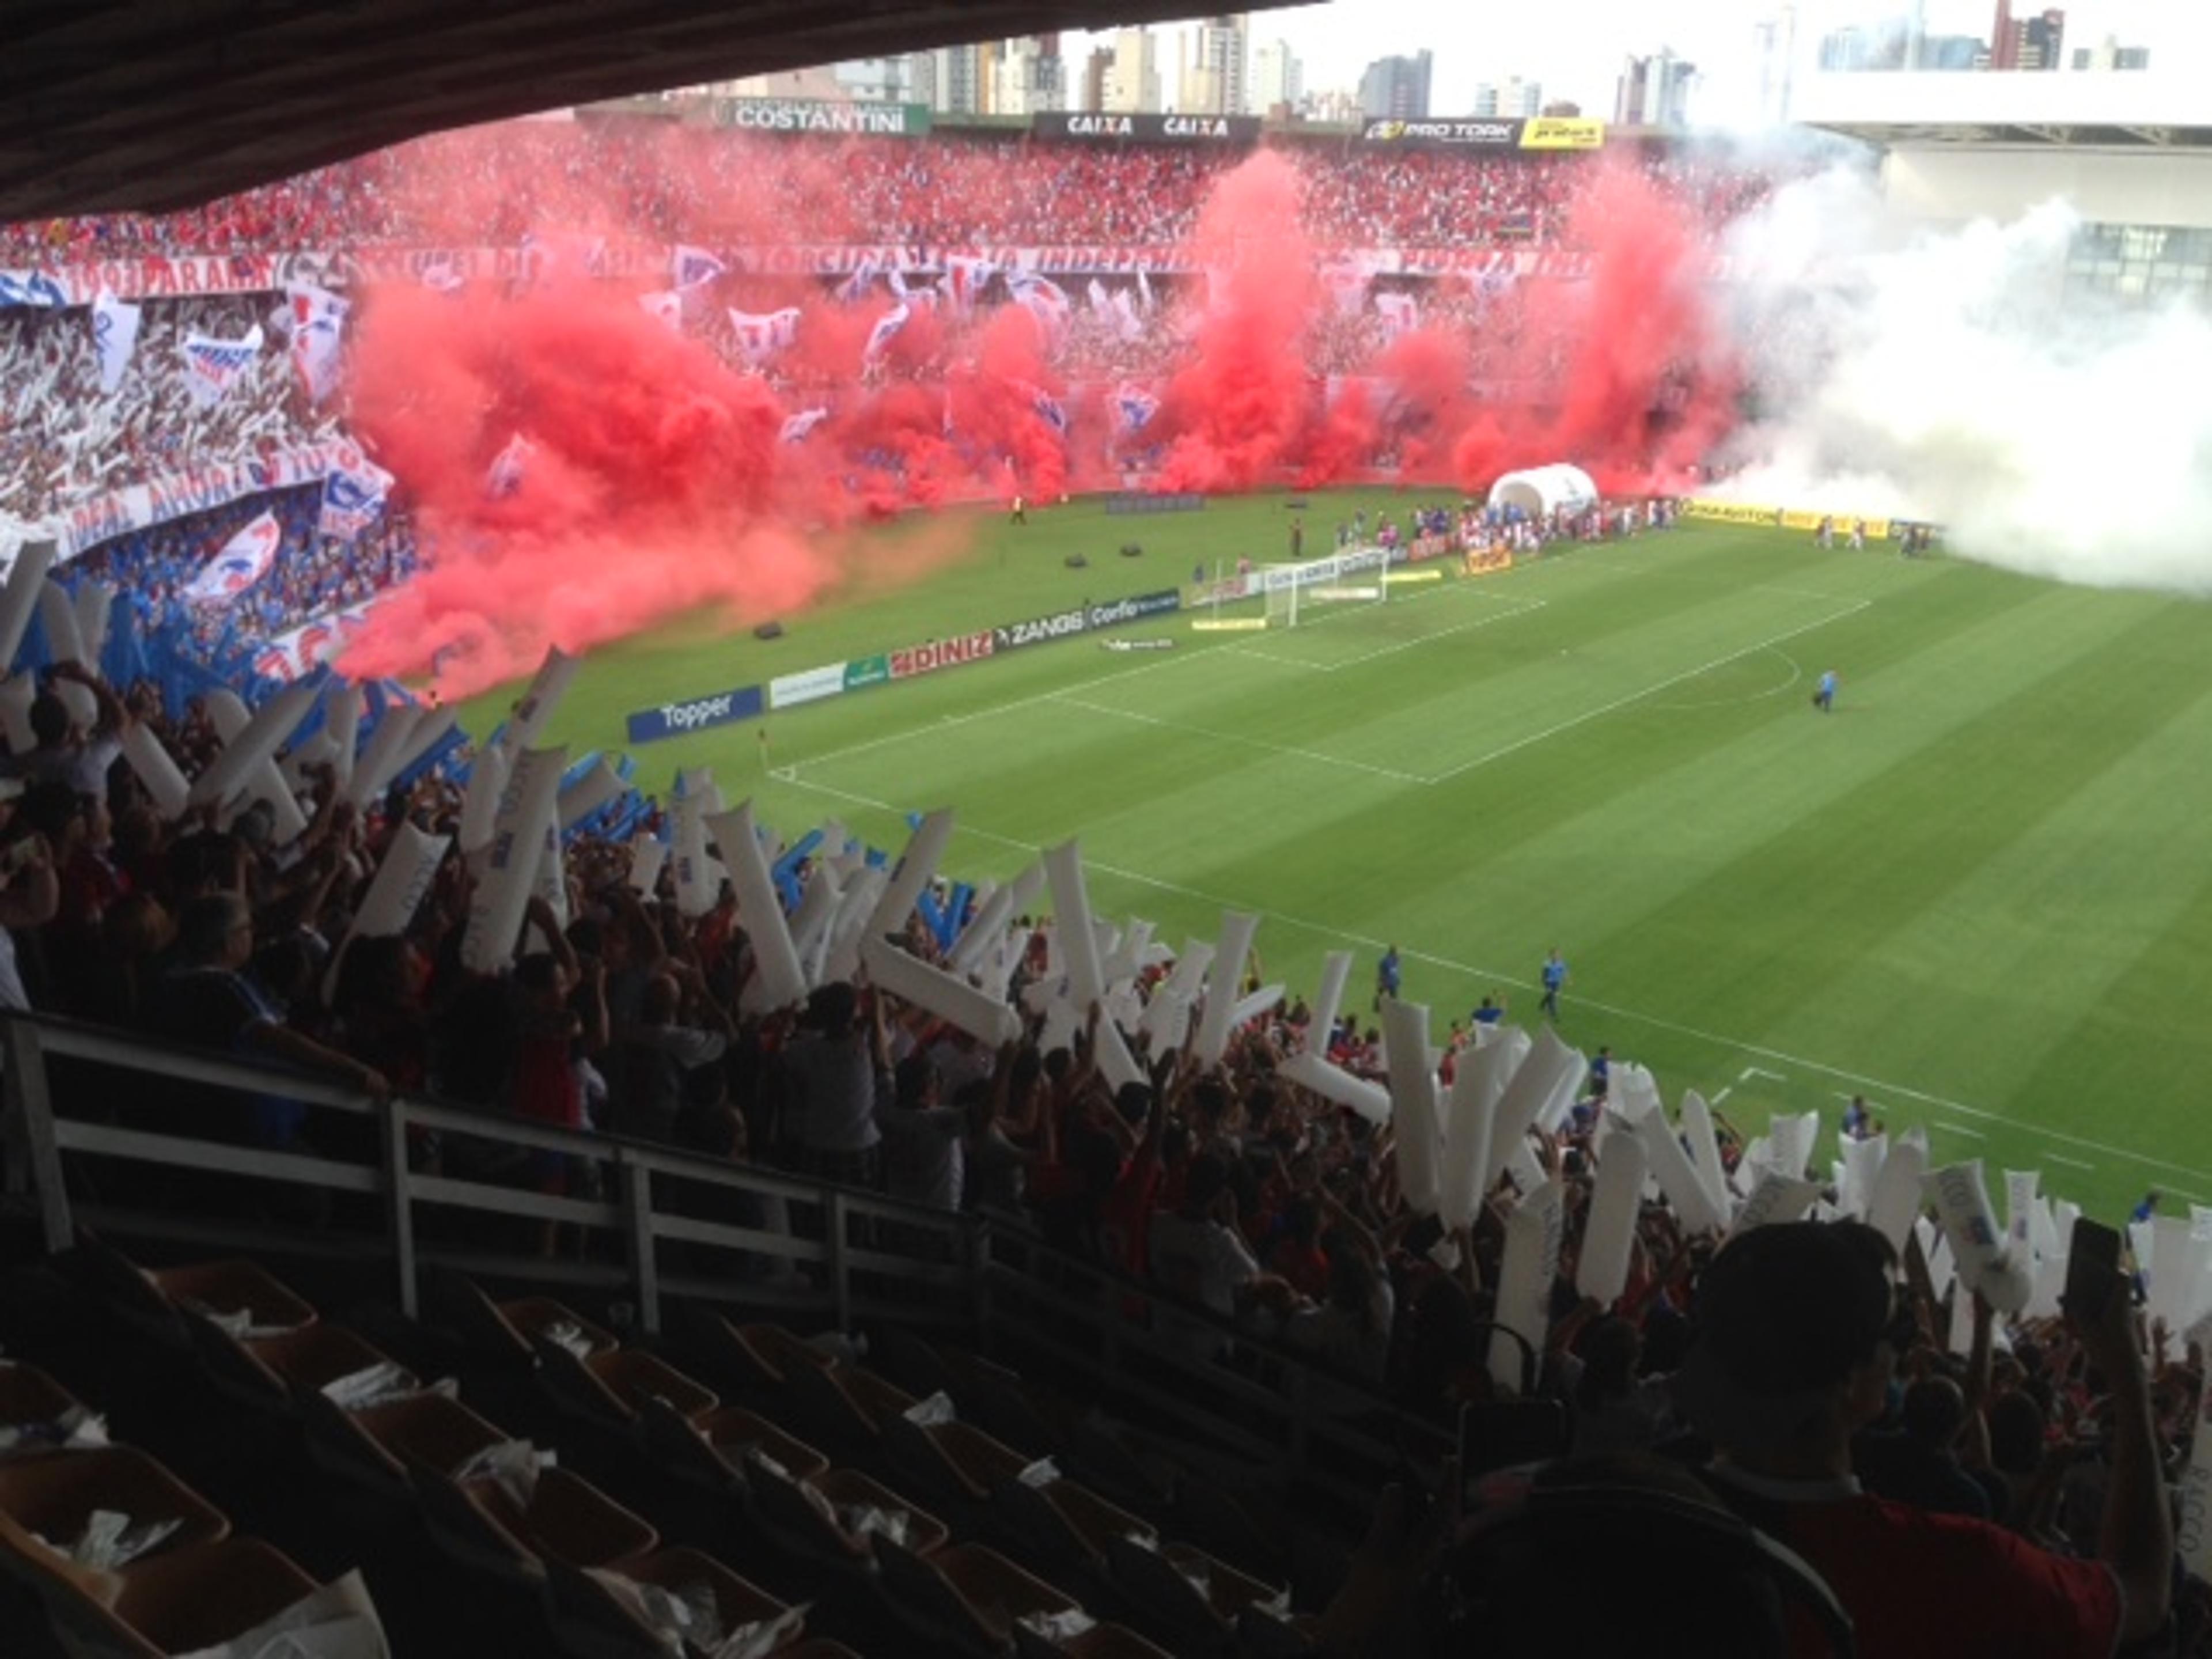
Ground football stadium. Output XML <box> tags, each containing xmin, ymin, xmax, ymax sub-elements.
<box><xmin>1</xmin><ymin>3</ymin><xmax>2210</xmax><ymax>1654</ymax></box>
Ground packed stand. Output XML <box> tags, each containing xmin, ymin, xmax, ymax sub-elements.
<box><xmin>0</xmin><ymin>294</ymin><xmax>330</xmax><ymax>523</ymax></box>
<box><xmin>0</xmin><ymin>123</ymin><xmax>1782</xmax><ymax>262</ymax></box>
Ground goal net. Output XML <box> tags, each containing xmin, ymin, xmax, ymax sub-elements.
<box><xmin>1262</xmin><ymin>546</ymin><xmax>1390</xmax><ymax>628</ymax></box>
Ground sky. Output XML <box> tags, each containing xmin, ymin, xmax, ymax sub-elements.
<box><xmin>1061</xmin><ymin>0</ymin><xmax>2204</xmax><ymax>123</ymax></box>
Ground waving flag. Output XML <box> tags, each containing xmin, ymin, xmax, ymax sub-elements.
<box><xmin>1024</xmin><ymin>384</ymin><xmax>1069</xmax><ymax>435</ymax></box>
<box><xmin>320</xmin><ymin>451</ymin><xmax>396</xmax><ymax>540</ymax></box>
<box><xmin>183</xmin><ymin>511</ymin><xmax>282</xmax><ymax>605</ymax></box>
<box><xmin>834</xmin><ymin>255</ymin><xmax>880</xmax><ymax>306</ymax></box>
<box><xmin>637</xmin><ymin>289</ymin><xmax>683</xmax><ymax>331</ymax></box>
<box><xmin>940</xmin><ymin>256</ymin><xmax>995</xmax><ymax>315</ymax></box>
<box><xmin>672</xmin><ymin>244</ymin><xmax>726</xmax><ymax>290</ymax></box>
<box><xmin>1110</xmin><ymin>289</ymin><xmax>1145</xmax><ymax>344</ymax></box>
<box><xmin>779</xmin><ymin>408</ymin><xmax>830</xmax><ymax>444</ymax></box>
<box><xmin>180</xmin><ymin>324</ymin><xmax>264</xmax><ymax>408</ymax></box>
<box><xmin>1114</xmin><ymin>384</ymin><xmax>1159</xmax><ymax>434</ymax></box>
<box><xmin>419</xmin><ymin>252</ymin><xmax>466</xmax><ymax>294</ymax></box>
<box><xmin>1374</xmin><ymin>290</ymin><xmax>1419</xmax><ymax>340</ymax></box>
<box><xmin>1007</xmin><ymin>272</ymin><xmax>1071</xmax><ymax>347</ymax></box>
<box><xmin>286</xmin><ymin>283</ymin><xmax>349</xmax><ymax>402</ymax></box>
<box><xmin>887</xmin><ymin>266</ymin><xmax>938</xmax><ymax>308</ymax></box>
<box><xmin>0</xmin><ymin>271</ymin><xmax>66</xmax><ymax>309</ymax></box>
<box><xmin>91</xmin><ymin>291</ymin><xmax>142</xmax><ymax>394</ymax></box>
<box><xmin>486</xmin><ymin>433</ymin><xmax>535</xmax><ymax>498</ymax></box>
<box><xmin>1136</xmin><ymin>268</ymin><xmax>1156</xmax><ymax>315</ymax></box>
<box><xmin>728</xmin><ymin>307</ymin><xmax>800</xmax><ymax>366</ymax></box>
<box><xmin>863</xmin><ymin>302</ymin><xmax>911</xmax><ymax>363</ymax></box>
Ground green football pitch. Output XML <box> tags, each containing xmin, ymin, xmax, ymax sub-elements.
<box><xmin>468</xmin><ymin>488</ymin><xmax>2212</xmax><ymax>1222</ymax></box>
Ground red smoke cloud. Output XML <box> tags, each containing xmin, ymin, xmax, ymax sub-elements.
<box><xmin>336</xmin><ymin>137</ymin><xmax>1743</xmax><ymax>695</ymax></box>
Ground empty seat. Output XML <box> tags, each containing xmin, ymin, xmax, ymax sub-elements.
<box><xmin>1104</xmin><ymin>1535</ymin><xmax>1284</xmax><ymax>1653</ymax></box>
<box><xmin>434</xmin><ymin>1274</ymin><xmax>616</xmax><ymax>1371</ymax></box>
<box><xmin>1013</xmin><ymin>1620</ymin><xmax>1173</xmax><ymax>1659</ymax></box>
<box><xmin>149</xmin><ymin>1259</ymin><xmax>318</xmax><ymax>1331</ymax></box>
<box><xmin>874</xmin><ymin>1535</ymin><xmax>1082</xmax><ymax>1658</ymax></box>
<box><xmin>881</xmin><ymin>1414</ymin><xmax>1030</xmax><ymax>1516</ymax></box>
<box><xmin>415</xmin><ymin>1457</ymin><xmax>657</xmax><ymax>1586</ymax></box>
<box><xmin>682</xmin><ymin>1312</ymin><xmax>838</xmax><ymax>1395</ymax></box>
<box><xmin>641</xmin><ymin>1396</ymin><xmax>829</xmax><ymax>1493</ymax></box>
<box><xmin>44</xmin><ymin>1537</ymin><xmax>331</xmax><ymax>1659</ymax></box>
<box><xmin>994</xmin><ymin>1476</ymin><xmax>1152</xmax><ymax>1586</ymax></box>
<box><xmin>188</xmin><ymin>1313</ymin><xmax>408</xmax><ymax>1415</ymax></box>
<box><xmin>0</xmin><ymin>1362</ymin><xmax>92</xmax><ymax>1459</ymax></box>
<box><xmin>0</xmin><ymin>1446</ymin><xmax>230</xmax><ymax>1590</ymax></box>
<box><xmin>533</xmin><ymin>1335</ymin><xmax>718</xmax><ymax>1429</ymax></box>
<box><xmin>547</xmin><ymin>1546</ymin><xmax>803</xmax><ymax>1659</ymax></box>
<box><xmin>301</xmin><ymin>1387</ymin><xmax>508</xmax><ymax>1495</ymax></box>
<box><xmin>748</xmin><ymin>1459</ymin><xmax>945</xmax><ymax>1573</ymax></box>
<box><xmin>781</xmin><ymin>1361</ymin><xmax>915</xmax><ymax>1455</ymax></box>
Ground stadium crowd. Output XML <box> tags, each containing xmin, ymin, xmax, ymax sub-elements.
<box><xmin>0</xmin><ymin>121</ymin><xmax>1778</xmax><ymax>262</ymax></box>
<box><xmin>0</xmin><ymin>554</ymin><xmax>2188</xmax><ymax>1649</ymax></box>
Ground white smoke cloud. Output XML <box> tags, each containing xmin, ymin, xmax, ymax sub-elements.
<box><xmin>1717</xmin><ymin>165</ymin><xmax>2212</xmax><ymax>594</ymax></box>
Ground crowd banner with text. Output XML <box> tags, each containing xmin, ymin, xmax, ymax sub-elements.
<box><xmin>1032</xmin><ymin>112</ymin><xmax>1261</xmax><ymax>145</ymax></box>
<box><xmin>1358</xmin><ymin>117</ymin><xmax>1525</xmax><ymax>148</ymax></box>
<box><xmin>625</xmin><ymin>684</ymin><xmax>766</xmax><ymax>746</ymax></box>
<box><xmin>1518</xmin><ymin>117</ymin><xmax>1607</xmax><ymax>150</ymax></box>
<box><xmin>1681</xmin><ymin>499</ymin><xmax>1784</xmax><ymax>528</ymax></box>
<box><xmin>11</xmin><ymin>438</ymin><xmax>376</xmax><ymax>560</ymax></box>
<box><xmin>711</xmin><ymin>98</ymin><xmax>931</xmax><ymax>137</ymax></box>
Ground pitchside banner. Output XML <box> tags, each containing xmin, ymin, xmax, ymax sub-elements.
<box><xmin>768</xmin><ymin>662</ymin><xmax>847</xmax><ymax>710</ymax></box>
<box><xmin>625</xmin><ymin>684</ymin><xmax>766</xmax><ymax>745</ymax></box>
<box><xmin>1519</xmin><ymin>117</ymin><xmax>1607</xmax><ymax>150</ymax></box>
<box><xmin>1032</xmin><ymin>112</ymin><xmax>1260</xmax><ymax>145</ymax></box>
<box><xmin>993</xmin><ymin>589</ymin><xmax>1182</xmax><ymax>654</ymax></box>
<box><xmin>1359</xmin><ymin>117</ymin><xmax>1525</xmax><ymax>148</ymax></box>
<box><xmin>1681</xmin><ymin>498</ymin><xmax>1783</xmax><ymax>527</ymax></box>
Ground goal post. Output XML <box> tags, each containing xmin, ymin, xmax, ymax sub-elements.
<box><xmin>1262</xmin><ymin>545</ymin><xmax>1390</xmax><ymax>628</ymax></box>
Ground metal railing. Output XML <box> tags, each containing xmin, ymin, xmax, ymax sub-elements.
<box><xmin>1</xmin><ymin>1012</ymin><xmax>1445</xmax><ymax>1506</ymax></box>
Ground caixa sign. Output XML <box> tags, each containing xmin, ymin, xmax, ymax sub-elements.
<box><xmin>625</xmin><ymin>683</ymin><xmax>765</xmax><ymax>746</ymax></box>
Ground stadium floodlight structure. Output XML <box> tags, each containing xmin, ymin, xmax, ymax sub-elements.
<box><xmin>1263</xmin><ymin>545</ymin><xmax>1391</xmax><ymax>628</ymax></box>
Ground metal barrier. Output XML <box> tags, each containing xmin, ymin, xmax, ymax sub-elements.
<box><xmin>1</xmin><ymin>1012</ymin><xmax>1442</xmax><ymax>1505</ymax></box>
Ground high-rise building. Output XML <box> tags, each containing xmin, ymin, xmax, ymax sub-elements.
<box><xmin>993</xmin><ymin>35</ymin><xmax>1067</xmax><ymax>118</ymax></box>
<box><xmin>1181</xmin><ymin>15</ymin><xmax>1250</xmax><ymax>116</ymax></box>
<box><xmin>1751</xmin><ymin>7</ymin><xmax>1799</xmax><ymax>125</ymax></box>
<box><xmin>1252</xmin><ymin>39</ymin><xmax>1303</xmax><ymax>116</ymax></box>
<box><xmin>1991</xmin><ymin>2</ymin><xmax>2065</xmax><ymax>70</ymax></box>
<box><xmin>1081</xmin><ymin>47</ymin><xmax>1112</xmax><ymax>112</ymax></box>
<box><xmin>1615</xmin><ymin>50</ymin><xmax>1695</xmax><ymax>126</ymax></box>
<box><xmin>832</xmin><ymin>57</ymin><xmax>911</xmax><ymax>103</ymax></box>
<box><xmin>1474</xmin><ymin>76</ymin><xmax>1543</xmax><ymax>118</ymax></box>
<box><xmin>1358</xmin><ymin>51</ymin><xmax>1433</xmax><ymax>120</ymax></box>
<box><xmin>1105</xmin><ymin>27</ymin><xmax>1161</xmax><ymax>113</ymax></box>
<box><xmin>919</xmin><ymin>43</ymin><xmax>985</xmax><ymax>115</ymax></box>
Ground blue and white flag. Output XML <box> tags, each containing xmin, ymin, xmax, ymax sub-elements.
<box><xmin>1008</xmin><ymin>272</ymin><xmax>1071</xmax><ymax>347</ymax></box>
<box><xmin>0</xmin><ymin>270</ymin><xmax>66</xmax><ymax>309</ymax></box>
<box><xmin>1029</xmin><ymin>387</ymin><xmax>1069</xmax><ymax>435</ymax></box>
<box><xmin>779</xmin><ymin>408</ymin><xmax>831</xmax><ymax>445</ymax></box>
<box><xmin>728</xmin><ymin>306</ymin><xmax>800</xmax><ymax>366</ymax></box>
<box><xmin>863</xmin><ymin>302</ymin><xmax>911</xmax><ymax>363</ymax></box>
<box><xmin>180</xmin><ymin>324</ymin><xmax>264</xmax><ymax>408</ymax></box>
<box><xmin>320</xmin><ymin>451</ymin><xmax>396</xmax><ymax>540</ymax></box>
<box><xmin>1114</xmin><ymin>384</ymin><xmax>1159</xmax><ymax>434</ymax></box>
<box><xmin>672</xmin><ymin>244</ymin><xmax>726</xmax><ymax>290</ymax></box>
<box><xmin>183</xmin><ymin>511</ymin><xmax>282</xmax><ymax>605</ymax></box>
<box><xmin>834</xmin><ymin>255</ymin><xmax>880</xmax><ymax>306</ymax></box>
<box><xmin>286</xmin><ymin>283</ymin><xmax>349</xmax><ymax>403</ymax></box>
<box><xmin>91</xmin><ymin>291</ymin><xmax>142</xmax><ymax>394</ymax></box>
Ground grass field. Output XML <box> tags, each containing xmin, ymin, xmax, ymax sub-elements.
<box><xmin>471</xmin><ymin>490</ymin><xmax>2212</xmax><ymax>1221</ymax></box>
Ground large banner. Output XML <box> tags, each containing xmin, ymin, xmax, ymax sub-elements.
<box><xmin>19</xmin><ymin>438</ymin><xmax>366</xmax><ymax>559</ymax></box>
<box><xmin>624</xmin><ymin>684</ymin><xmax>766</xmax><ymax>746</ymax></box>
<box><xmin>1032</xmin><ymin>112</ymin><xmax>1260</xmax><ymax>145</ymax></box>
<box><xmin>890</xmin><ymin>630</ymin><xmax>995</xmax><ymax>681</ymax></box>
<box><xmin>992</xmin><ymin>589</ymin><xmax>1182</xmax><ymax>654</ymax></box>
<box><xmin>1520</xmin><ymin>116</ymin><xmax>1607</xmax><ymax>150</ymax></box>
<box><xmin>252</xmin><ymin>602</ymin><xmax>374</xmax><ymax>684</ymax></box>
<box><xmin>0</xmin><ymin>249</ymin><xmax>346</xmax><ymax>309</ymax></box>
<box><xmin>711</xmin><ymin>98</ymin><xmax>931</xmax><ymax>137</ymax></box>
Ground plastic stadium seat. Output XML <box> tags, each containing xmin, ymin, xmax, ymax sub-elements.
<box><xmin>880</xmin><ymin>1414</ymin><xmax>1030</xmax><ymax>1514</ymax></box>
<box><xmin>747</xmin><ymin>1459</ymin><xmax>946</xmax><ymax>1573</ymax></box>
<box><xmin>1062</xmin><ymin>1420</ymin><xmax>1172</xmax><ymax>1520</ymax></box>
<box><xmin>0</xmin><ymin>1446</ymin><xmax>231</xmax><ymax>1591</ymax></box>
<box><xmin>531</xmin><ymin>1334</ymin><xmax>718</xmax><ymax>1429</ymax></box>
<box><xmin>301</xmin><ymin>1387</ymin><xmax>509</xmax><ymax>1495</ymax></box>
<box><xmin>1104</xmin><ymin>1535</ymin><xmax>1284</xmax><ymax>1654</ymax></box>
<box><xmin>0</xmin><ymin>1361</ymin><xmax>85</xmax><ymax>1442</ymax></box>
<box><xmin>187</xmin><ymin>1313</ymin><xmax>407</xmax><ymax>1414</ymax></box>
<box><xmin>639</xmin><ymin>1396</ymin><xmax>829</xmax><ymax>1493</ymax></box>
<box><xmin>1012</xmin><ymin>1620</ymin><xmax>1173</xmax><ymax>1659</ymax></box>
<box><xmin>41</xmin><ymin>1537</ymin><xmax>327</xmax><ymax>1659</ymax></box>
<box><xmin>414</xmin><ymin>1459</ymin><xmax>657</xmax><ymax>1586</ymax></box>
<box><xmin>992</xmin><ymin>1476</ymin><xmax>1153</xmax><ymax>1586</ymax></box>
<box><xmin>76</xmin><ymin>1234</ymin><xmax>317</xmax><ymax>1349</ymax></box>
<box><xmin>433</xmin><ymin>1273</ymin><xmax>616</xmax><ymax>1370</ymax></box>
<box><xmin>683</xmin><ymin>1312</ymin><xmax>838</xmax><ymax>1394</ymax></box>
<box><xmin>873</xmin><ymin>1534</ymin><xmax>1083</xmax><ymax>1658</ymax></box>
<box><xmin>781</xmin><ymin>1360</ymin><xmax>915</xmax><ymax>1456</ymax></box>
<box><xmin>546</xmin><ymin>1546</ymin><xmax>802</xmax><ymax>1659</ymax></box>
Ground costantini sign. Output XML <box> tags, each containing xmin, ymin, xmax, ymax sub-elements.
<box><xmin>1033</xmin><ymin>112</ymin><xmax>1262</xmax><ymax>145</ymax></box>
<box><xmin>713</xmin><ymin>99</ymin><xmax>931</xmax><ymax>137</ymax></box>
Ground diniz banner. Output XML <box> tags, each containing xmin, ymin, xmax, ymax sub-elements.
<box><xmin>890</xmin><ymin>630</ymin><xmax>995</xmax><ymax>681</ymax></box>
<box><xmin>1031</xmin><ymin>112</ymin><xmax>1262</xmax><ymax>145</ymax></box>
<box><xmin>12</xmin><ymin>438</ymin><xmax>362</xmax><ymax>560</ymax></box>
<box><xmin>1359</xmin><ymin>117</ymin><xmax>1526</xmax><ymax>148</ymax></box>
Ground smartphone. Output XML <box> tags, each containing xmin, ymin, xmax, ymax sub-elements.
<box><xmin>2065</xmin><ymin>1217</ymin><xmax>2124</xmax><ymax>1323</ymax></box>
<box><xmin>1458</xmin><ymin>1397</ymin><xmax>1568</xmax><ymax>1487</ymax></box>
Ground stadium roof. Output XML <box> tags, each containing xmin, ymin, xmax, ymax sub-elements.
<box><xmin>1795</xmin><ymin>69</ymin><xmax>2212</xmax><ymax>151</ymax></box>
<box><xmin>0</xmin><ymin>1</ymin><xmax>1278</xmax><ymax>222</ymax></box>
